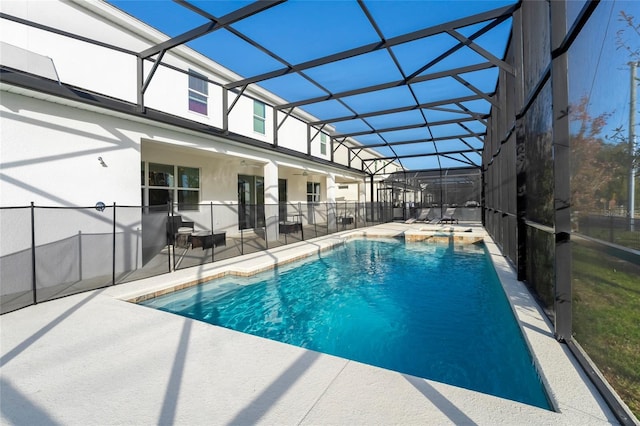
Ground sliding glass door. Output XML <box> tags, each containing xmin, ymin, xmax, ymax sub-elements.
<box><xmin>238</xmin><ymin>174</ymin><xmax>265</xmax><ymax>229</ymax></box>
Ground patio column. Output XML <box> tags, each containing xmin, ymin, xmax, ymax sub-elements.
<box><xmin>358</xmin><ymin>179</ymin><xmax>367</xmax><ymax>225</ymax></box>
<box><xmin>358</xmin><ymin>180</ymin><xmax>367</xmax><ymax>202</ymax></box>
<box><xmin>327</xmin><ymin>173</ymin><xmax>336</xmax><ymax>231</ymax></box>
<box><xmin>264</xmin><ymin>160</ymin><xmax>279</xmax><ymax>242</ymax></box>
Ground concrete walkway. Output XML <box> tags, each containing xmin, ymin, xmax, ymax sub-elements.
<box><xmin>1</xmin><ymin>223</ymin><xmax>619</xmax><ymax>425</ymax></box>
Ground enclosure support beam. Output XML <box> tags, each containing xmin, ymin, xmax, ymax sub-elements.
<box><xmin>309</xmin><ymin>94</ymin><xmax>484</xmax><ymax>126</ymax></box>
<box><xmin>446</xmin><ymin>29</ymin><xmax>515</xmax><ymax>75</ymax></box>
<box><xmin>227</xmin><ymin>4</ymin><xmax>518</xmax><ymax>90</ymax></box>
<box><xmin>136</xmin><ymin>57</ymin><xmax>144</xmax><ymax>113</ymax></box>
<box><xmin>451</xmin><ymin>74</ymin><xmax>499</xmax><ymax>108</ymax></box>
<box><xmin>141</xmin><ymin>50</ymin><xmax>165</xmax><ymax>94</ymax></box>
<box><xmin>222</xmin><ymin>88</ymin><xmax>228</xmax><ymax>132</ymax></box>
<box><xmin>274</xmin><ymin>107</ymin><xmax>295</xmax><ymax>147</ymax></box>
<box><xmin>355</xmin><ymin>132</ymin><xmax>484</xmax><ymax>150</ymax></box>
<box><xmin>308</xmin><ymin>124</ymin><xmax>327</xmax><ymax>155</ymax></box>
<box><xmin>550</xmin><ymin>0</ymin><xmax>572</xmax><ymax>342</ymax></box>
<box><xmin>368</xmin><ymin>148</ymin><xmax>477</xmax><ymax>161</ymax></box>
<box><xmin>140</xmin><ymin>1</ymin><xmax>285</xmax><ymax>59</ymax></box>
<box><xmin>513</xmin><ymin>6</ymin><xmax>527</xmax><ymax>282</ymax></box>
<box><xmin>334</xmin><ymin>116</ymin><xmax>479</xmax><ymax>139</ymax></box>
<box><xmin>135</xmin><ymin>50</ymin><xmax>166</xmax><ymax>113</ymax></box>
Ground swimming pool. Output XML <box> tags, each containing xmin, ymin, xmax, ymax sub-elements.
<box><xmin>141</xmin><ymin>238</ymin><xmax>551</xmax><ymax>409</ymax></box>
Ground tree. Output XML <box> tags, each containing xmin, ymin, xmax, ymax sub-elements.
<box><xmin>617</xmin><ymin>10</ymin><xmax>640</xmax><ymax>64</ymax></box>
<box><xmin>570</xmin><ymin>96</ymin><xmax>613</xmax><ymax>213</ymax></box>
<box><xmin>617</xmin><ymin>10</ymin><xmax>640</xmax><ymax>214</ymax></box>
<box><xmin>571</xmin><ymin>9</ymin><xmax>640</xmax><ymax>215</ymax></box>
<box><xmin>570</xmin><ymin>97</ymin><xmax>623</xmax><ymax>214</ymax></box>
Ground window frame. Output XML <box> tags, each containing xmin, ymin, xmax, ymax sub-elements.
<box><xmin>306</xmin><ymin>182</ymin><xmax>321</xmax><ymax>203</ymax></box>
<box><xmin>320</xmin><ymin>133</ymin><xmax>327</xmax><ymax>155</ymax></box>
<box><xmin>253</xmin><ymin>100</ymin><xmax>266</xmax><ymax>134</ymax></box>
<box><xmin>188</xmin><ymin>69</ymin><xmax>208</xmax><ymax>116</ymax></box>
<box><xmin>142</xmin><ymin>162</ymin><xmax>201</xmax><ymax>210</ymax></box>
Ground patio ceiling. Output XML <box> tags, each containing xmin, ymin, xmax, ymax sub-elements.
<box><xmin>113</xmin><ymin>0</ymin><xmax>518</xmax><ymax>174</ymax></box>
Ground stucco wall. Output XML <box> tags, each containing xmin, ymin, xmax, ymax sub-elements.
<box><xmin>0</xmin><ymin>91</ymin><xmax>141</xmax><ymax>208</ymax></box>
<box><xmin>0</xmin><ymin>0</ymin><xmax>394</xmax><ymax>172</ymax></box>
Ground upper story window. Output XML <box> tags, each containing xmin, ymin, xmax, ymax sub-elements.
<box><xmin>320</xmin><ymin>133</ymin><xmax>327</xmax><ymax>155</ymax></box>
<box><xmin>253</xmin><ymin>100</ymin><xmax>266</xmax><ymax>134</ymax></box>
<box><xmin>188</xmin><ymin>70</ymin><xmax>208</xmax><ymax>115</ymax></box>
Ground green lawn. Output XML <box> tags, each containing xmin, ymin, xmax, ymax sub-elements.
<box><xmin>572</xmin><ymin>244</ymin><xmax>640</xmax><ymax>420</ymax></box>
<box><xmin>579</xmin><ymin>227</ymin><xmax>640</xmax><ymax>251</ymax></box>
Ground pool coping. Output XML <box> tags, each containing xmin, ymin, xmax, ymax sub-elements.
<box><xmin>0</xmin><ymin>222</ymin><xmax>620</xmax><ymax>425</ymax></box>
<box><xmin>117</xmin><ymin>224</ymin><xmax>487</xmax><ymax>304</ymax></box>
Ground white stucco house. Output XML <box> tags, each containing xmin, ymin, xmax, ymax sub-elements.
<box><xmin>1</xmin><ymin>1</ymin><xmax>401</xmax><ymax>265</ymax></box>
<box><xmin>0</xmin><ymin>0</ymin><xmax>405</xmax><ymax>305</ymax></box>
<box><xmin>1</xmin><ymin>0</ymin><xmax>399</xmax><ymax>206</ymax></box>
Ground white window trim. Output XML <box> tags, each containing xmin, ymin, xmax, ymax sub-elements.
<box><xmin>188</xmin><ymin>69</ymin><xmax>208</xmax><ymax>116</ymax></box>
<box><xmin>253</xmin><ymin>100</ymin><xmax>266</xmax><ymax>135</ymax></box>
<box><xmin>320</xmin><ymin>133</ymin><xmax>327</xmax><ymax>155</ymax></box>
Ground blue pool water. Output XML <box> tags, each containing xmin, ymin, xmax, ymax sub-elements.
<box><xmin>142</xmin><ymin>238</ymin><xmax>551</xmax><ymax>409</ymax></box>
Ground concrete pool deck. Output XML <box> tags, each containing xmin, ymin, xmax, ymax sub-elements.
<box><xmin>0</xmin><ymin>222</ymin><xmax>620</xmax><ymax>425</ymax></box>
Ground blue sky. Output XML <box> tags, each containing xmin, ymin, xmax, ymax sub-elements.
<box><xmin>567</xmin><ymin>0</ymin><xmax>640</xmax><ymax>144</ymax></box>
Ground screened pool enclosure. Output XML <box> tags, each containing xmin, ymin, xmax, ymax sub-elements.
<box><xmin>1</xmin><ymin>1</ymin><xmax>638</xmax><ymax>423</ymax></box>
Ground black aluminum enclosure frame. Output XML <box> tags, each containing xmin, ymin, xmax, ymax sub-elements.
<box><xmin>135</xmin><ymin>0</ymin><xmax>519</xmax><ymax>173</ymax></box>
<box><xmin>2</xmin><ymin>1</ymin><xmax>637</xmax><ymax>423</ymax></box>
